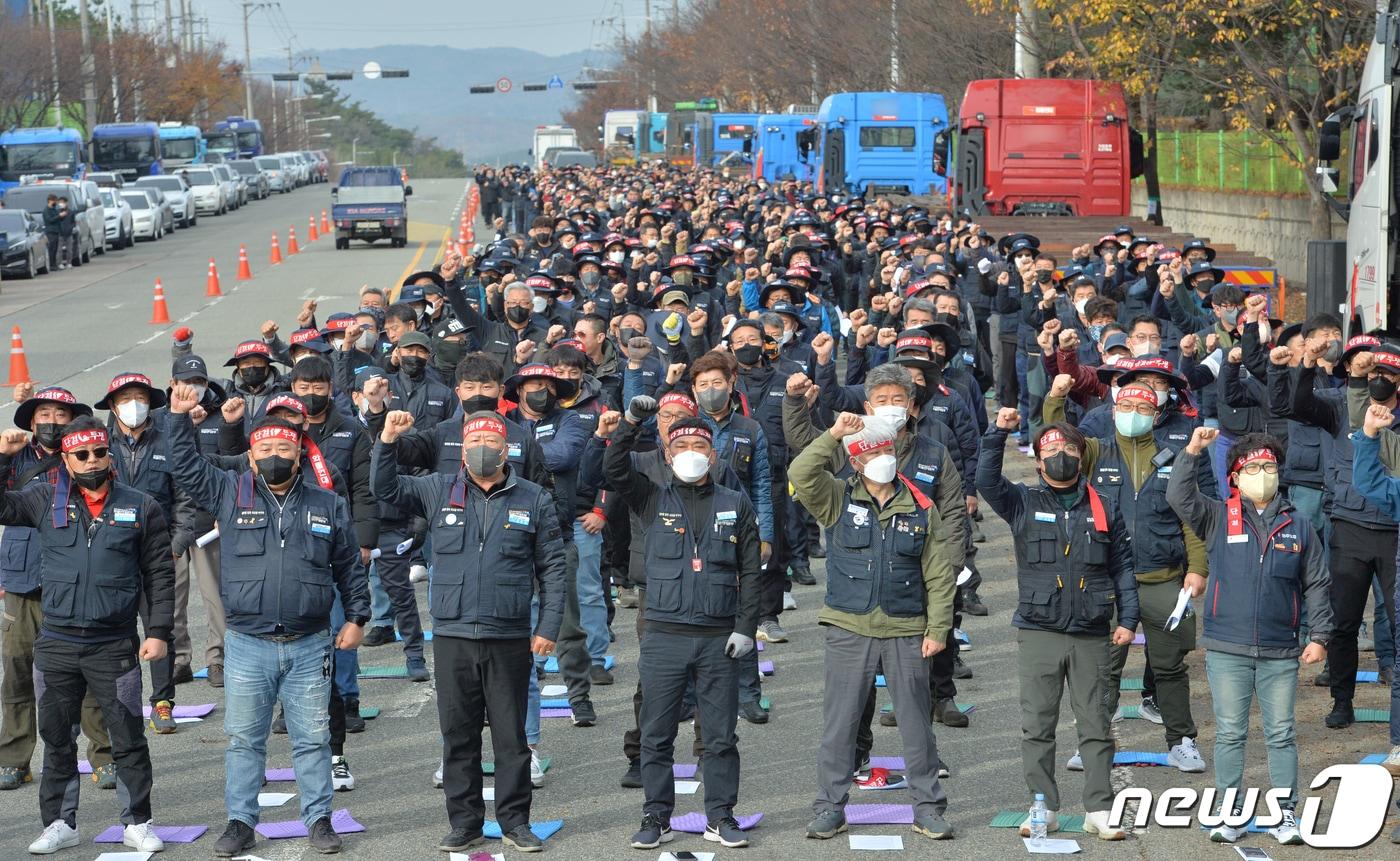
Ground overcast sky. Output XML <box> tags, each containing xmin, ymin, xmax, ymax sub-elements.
<box><xmin>200</xmin><ymin>0</ymin><xmax>647</xmax><ymax>61</ymax></box>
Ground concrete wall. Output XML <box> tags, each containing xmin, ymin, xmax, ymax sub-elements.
<box><xmin>1131</xmin><ymin>185</ymin><xmax>1344</xmax><ymax>287</ymax></box>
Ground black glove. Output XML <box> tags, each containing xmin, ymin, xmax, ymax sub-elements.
<box><xmin>625</xmin><ymin>395</ymin><xmax>658</xmax><ymax>424</ymax></box>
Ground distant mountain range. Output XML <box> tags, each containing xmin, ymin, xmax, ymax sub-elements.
<box><xmin>258</xmin><ymin>45</ymin><xmax>610</xmax><ymax>163</ymax></box>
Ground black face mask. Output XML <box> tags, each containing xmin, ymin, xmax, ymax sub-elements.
<box><xmin>436</xmin><ymin>339</ymin><xmax>466</xmax><ymax>370</ymax></box>
<box><xmin>299</xmin><ymin>393</ymin><xmax>330</xmax><ymax>417</ymax></box>
<box><xmin>400</xmin><ymin>356</ymin><xmax>427</xmax><ymax>379</ymax></box>
<box><xmin>912</xmin><ymin>382</ymin><xmax>934</xmax><ymax>408</ymax></box>
<box><xmin>1369</xmin><ymin>375</ymin><xmax>1398</xmax><ymax>403</ymax></box>
<box><xmin>1036</xmin><ymin>269</ymin><xmax>1053</xmax><ymax>284</ymax></box>
<box><xmin>239</xmin><ymin>366</ymin><xmax>270</xmax><ymax>389</ymax></box>
<box><xmin>1194</xmin><ymin>278</ymin><xmax>1216</xmax><ymax>294</ymax></box>
<box><xmin>73</xmin><ymin>468</ymin><xmax>109</xmax><ymax>491</ymax></box>
<box><xmin>733</xmin><ymin>344</ymin><xmax>763</xmax><ymax>366</ymax></box>
<box><xmin>534</xmin><ymin>233</ymin><xmax>552</xmax><ymax>245</ymax></box>
<box><xmin>255</xmin><ymin>455</ymin><xmax>297</xmax><ymax>486</ymax></box>
<box><xmin>524</xmin><ymin>389</ymin><xmax>555</xmax><ymax>414</ymax></box>
<box><xmin>506</xmin><ymin>306</ymin><xmax>531</xmax><ymax>324</ymax></box>
<box><xmin>461</xmin><ymin>394</ymin><xmax>497</xmax><ymax>414</ymax></box>
<box><xmin>619</xmin><ymin>326</ymin><xmax>643</xmax><ymax>344</ymax></box>
<box><xmin>1042</xmin><ymin>452</ymin><xmax>1081</xmax><ymax>483</ymax></box>
<box><xmin>935</xmin><ymin>312</ymin><xmax>960</xmax><ymax>328</ymax></box>
<box><xmin>34</xmin><ymin>422</ymin><xmax>65</xmax><ymax>451</ymax></box>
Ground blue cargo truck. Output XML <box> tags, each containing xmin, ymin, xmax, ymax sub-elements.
<box><xmin>709</xmin><ymin>112</ymin><xmax>758</xmax><ymax>165</ymax></box>
<box><xmin>331</xmin><ymin>166</ymin><xmax>411</xmax><ymax>249</ymax></box>
<box><xmin>90</xmin><ymin>122</ymin><xmax>163</xmax><ymax>180</ymax></box>
<box><xmin>752</xmin><ymin>113</ymin><xmax>818</xmax><ymax>183</ymax></box>
<box><xmin>0</xmin><ymin>127</ymin><xmax>86</xmax><ymax>192</ymax></box>
<box><xmin>157</xmin><ymin>122</ymin><xmax>206</xmax><ymax>168</ymax></box>
<box><xmin>214</xmin><ymin>116</ymin><xmax>264</xmax><ymax>159</ymax></box>
<box><xmin>814</xmin><ymin>92</ymin><xmax>950</xmax><ymax>197</ymax></box>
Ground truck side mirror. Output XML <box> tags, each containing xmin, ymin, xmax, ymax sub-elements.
<box><xmin>1318</xmin><ymin>117</ymin><xmax>1343</xmax><ymax>162</ymax></box>
<box><xmin>330</xmin><ymin>187</ymin><xmax>338</xmax><ymax>194</ymax></box>
<box><xmin>1318</xmin><ymin>165</ymin><xmax>1339</xmax><ymax>194</ymax></box>
<box><xmin>404</xmin><ymin>185</ymin><xmax>413</xmax><ymax>196</ymax></box>
<box><xmin>742</xmin><ymin>137</ymin><xmax>753</xmax><ymax>155</ymax></box>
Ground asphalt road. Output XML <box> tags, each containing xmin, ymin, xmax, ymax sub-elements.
<box><xmin>0</xmin><ymin>178</ymin><xmax>1396</xmax><ymax>859</ymax></box>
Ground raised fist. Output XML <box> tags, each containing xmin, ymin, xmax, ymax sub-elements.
<box><xmin>1228</xmin><ymin>346</ymin><xmax>1244</xmax><ymax>364</ymax></box>
<box><xmin>381</xmin><ymin>410</ymin><xmax>415</xmax><ymax>443</ymax></box>
<box><xmin>995</xmin><ymin>407</ymin><xmax>1021</xmax><ymax>431</ymax></box>
<box><xmin>811</xmin><ymin>331</ymin><xmax>835</xmax><ymax>363</ymax></box>
<box><xmin>362</xmin><ymin>375</ymin><xmax>389</xmax><ymax>412</ymax></box>
<box><xmin>261</xmin><ymin>319</ymin><xmax>279</xmax><ymax>340</ymax></box>
<box><xmin>1269</xmin><ymin>345</ymin><xmax>1294</xmax><ymax>366</ymax></box>
<box><xmin>220</xmin><ymin>396</ymin><xmax>246</xmax><ymax>422</ymax></box>
<box><xmin>625</xmin><ymin>395</ymin><xmax>659</xmax><ymax>424</ymax></box>
<box><xmin>1049</xmin><ymin>374</ymin><xmax>1074</xmax><ymax>399</ymax></box>
<box><xmin>169</xmin><ymin>383</ymin><xmax>200</xmax><ymax>415</ymax></box>
<box><xmin>596</xmin><ymin>411</ymin><xmax>622</xmax><ymax>438</ymax></box>
<box><xmin>0</xmin><ymin>428</ymin><xmax>30</xmax><ymax>455</ymax></box>
<box><xmin>827</xmin><ymin>412</ymin><xmax>865</xmax><ymax>440</ymax></box>
<box><xmin>786</xmin><ymin>372</ymin><xmax>813</xmax><ymax>397</ymax></box>
<box><xmin>1186</xmin><ymin>425</ymin><xmax>1219</xmax><ymax>454</ymax></box>
<box><xmin>848</xmin><ymin>309</ymin><xmax>869</xmax><ymax>329</ymax></box>
<box><xmin>547</xmin><ymin>324</ymin><xmax>568</xmax><ymax>345</ymax></box>
<box><xmin>666</xmin><ymin>362</ymin><xmax>688</xmax><ymax>385</ymax></box>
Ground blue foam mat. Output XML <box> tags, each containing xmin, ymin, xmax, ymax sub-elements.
<box><xmin>483</xmin><ymin>820</ymin><xmax>563</xmax><ymax>840</ymax></box>
<box><xmin>1113</xmin><ymin>751</ymin><xmax>1170</xmax><ymax>766</ymax></box>
<box><xmin>543</xmin><ymin>655</ymin><xmax>613</xmax><ymax>673</ymax></box>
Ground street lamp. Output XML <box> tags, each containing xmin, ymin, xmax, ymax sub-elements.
<box><xmin>305</xmin><ymin>115</ymin><xmax>342</xmax><ymax>123</ymax></box>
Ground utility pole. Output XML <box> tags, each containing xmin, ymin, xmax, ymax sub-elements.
<box><xmin>181</xmin><ymin>0</ymin><xmax>192</xmax><ymax>53</ymax></box>
<box><xmin>889</xmin><ymin>0</ymin><xmax>900</xmax><ymax>91</ymax></box>
<box><xmin>45</xmin><ymin>0</ymin><xmax>62</xmax><ymax>127</ymax></box>
<box><xmin>163</xmin><ymin>0</ymin><xmax>173</xmax><ymax>48</ymax></box>
<box><xmin>106</xmin><ymin>0</ymin><xmax>121</xmax><ymax>121</ymax></box>
<box><xmin>643</xmin><ymin>0</ymin><xmax>656</xmax><ymax>113</ymax></box>
<box><xmin>78</xmin><ymin>0</ymin><xmax>99</xmax><ymax>140</ymax></box>
<box><xmin>129</xmin><ymin>0</ymin><xmax>144</xmax><ymax>119</ymax></box>
<box><xmin>242</xmin><ymin>1</ymin><xmax>257</xmax><ymax>118</ymax></box>
<box><xmin>1014</xmin><ymin>0</ymin><xmax>1041</xmax><ymax>78</ymax></box>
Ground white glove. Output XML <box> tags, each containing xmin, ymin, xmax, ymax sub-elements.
<box><xmin>724</xmin><ymin>632</ymin><xmax>755</xmax><ymax>659</ymax></box>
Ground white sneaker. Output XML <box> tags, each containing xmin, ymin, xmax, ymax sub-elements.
<box><xmin>1208</xmin><ymin>823</ymin><xmax>1243</xmax><ymax>843</ymax></box>
<box><xmin>530</xmin><ymin>749</ymin><xmax>545</xmax><ymax>788</ymax></box>
<box><xmin>1084</xmin><ymin>810</ymin><xmax>1127</xmax><ymax>840</ymax></box>
<box><xmin>1111</xmin><ymin>706</ymin><xmax>1126</xmax><ymax>722</ymax></box>
<box><xmin>331</xmin><ymin>755</ymin><xmax>356</xmax><ymax>791</ymax></box>
<box><xmin>432</xmin><ymin>760</ymin><xmax>444</xmax><ymax>788</ymax></box>
<box><xmin>28</xmin><ymin>820</ymin><xmax>80</xmax><ymax>854</ymax></box>
<box><xmin>1383</xmin><ymin>745</ymin><xmax>1400</xmax><ymax>777</ymax></box>
<box><xmin>1168</xmin><ymin>737</ymin><xmax>1206</xmax><ymax>773</ymax></box>
<box><xmin>1271</xmin><ymin>809</ymin><xmax>1303</xmax><ymax>845</ymax></box>
<box><xmin>1018</xmin><ymin>809</ymin><xmax>1060</xmax><ymax>837</ymax></box>
<box><xmin>409</xmin><ymin>564</ymin><xmax>429</xmax><ymax>583</ymax></box>
<box><xmin>782</xmin><ymin>591</ymin><xmax>798</xmax><ymax>611</ymax></box>
<box><xmin>1066</xmin><ymin>750</ymin><xmax>1083</xmax><ymax>771</ymax></box>
<box><xmin>123</xmin><ymin>820</ymin><xmax>165</xmax><ymax>852</ymax></box>
<box><xmin>1139</xmin><ymin>696</ymin><xmax>1164</xmax><ymax>725</ymax></box>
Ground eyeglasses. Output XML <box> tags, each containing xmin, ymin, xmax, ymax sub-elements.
<box><xmin>1040</xmin><ymin>443</ymin><xmax>1081</xmax><ymax>457</ymax></box>
<box><xmin>1237</xmin><ymin>462</ymin><xmax>1279</xmax><ymax>476</ymax></box>
<box><xmin>1114</xmin><ymin>403</ymin><xmax>1157</xmax><ymax>417</ymax></box>
<box><xmin>1128</xmin><ymin>333</ymin><xmax>1161</xmax><ymax>343</ymax></box>
<box><xmin>69</xmin><ymin>447</ymin><xmax>109</xmax><ymax>462</ymax></box>
<box><xmin>657</xmin><ymin>410</ymin><xmax>691</xmax><ymax>422</ymax></box>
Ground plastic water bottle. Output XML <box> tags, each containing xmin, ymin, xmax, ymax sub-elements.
<box><xmin>1029</xmin><ymin>794</ymin><xmax>1049</xmax><ymax>845</ymax></box>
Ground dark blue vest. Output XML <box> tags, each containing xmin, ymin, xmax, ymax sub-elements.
<box><xmin>642</xmin><ymin>484</ymin><xmax>746</xmax><ymax>628</ymax></box>
<box><xmin>824</xmin><ymin>483</ymin><xmax>929</xmax><ymax>618</ymax></box>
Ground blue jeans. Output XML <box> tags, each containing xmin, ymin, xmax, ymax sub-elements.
<box><xmin>573</xmin><ymin>521</ymin><xmax>610</xmax><ymax>665</ymax></box>
<box><xmin>525</xmin><ymin>598</ymin><xmax>542</xmax><ymax>746</ymax></box>
<box><xmin>1210</xmin><ymin>431</ymin><xmax>1236</xmax><ymax>501</ymax></box>
<box><xmin>224</xmin><ymin>630</ymin><xmax>335</xmax><ymax>828</ymax></box>
<box><xmin>1204</xmin><ymin>650</ymin><xmax>1299</xmax><ymax>807</ymax></box>
<box><xmin>330</xmin><ymin>595</ymin><xmax>360</xmax><ymax>699</ymax></box>
<box><xmin>369</xmin><ymin>560</ymin><xmax>393</xmax><ymax>629</ymax></box>
<box><xmin>1014</xmin><ymin>349</ymin><xmax>1030</xmax><ymax>437</ymax></box>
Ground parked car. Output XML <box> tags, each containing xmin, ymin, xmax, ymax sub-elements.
<box><xmin>99</xmin><ymin>188</ymin><xmax>134</xmax><ymax>249</ymax></box>
<box><xmin>229</xmin><ymin>159</ymin><xmax>270</xmax><ymax>200</ymax></box>
<box><xmin>87</xmin><ymin>171</ymin><xmax>125</xmax><ymax>189</ymax></box>
<box><xmin>134</xmin><ymin>175</ymin><xmax>196</xmax><ymax>227</ymax></box>
<box><xmin>0</xmin><ymin>209</ymin><xmax>51</xmax><ymax>278</ymax></box>
<box><xmin>1</xmin><ymin>182</ymin><xmax>98</xmax><ymax>264</ymax></box>
<box><xmin>134</xmin><ymin>187</ymin><xmax>174</xmax><ymax>235</ymax></box>
<box><xmin>281</xmin><ymin>153</ymin><xmax>307</xmax><ymax>187</ymax></box>
<box><xmin>255</xmin><ymin>155</ymin><xmax>290</xmax><ymax>193</ymax></box>
<box><xmin>211</xmin><ymin>163</ymin><xmax>243</xmax><ymax>209</ymax></box>
<box><xmin>182</xmin><ymin>167</ymin><xmax>227</xmax><ymax>215</ymax></box>
<box><xmin>121</xmin><ymin>190</ymin><xmax>164</xmax><ymax>241</ymax></box>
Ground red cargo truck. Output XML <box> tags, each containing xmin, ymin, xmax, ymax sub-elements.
<box><xmin>954</xmin><ymin>78</ymin><xmax>1143</xmax><ymax>217</ymax></box>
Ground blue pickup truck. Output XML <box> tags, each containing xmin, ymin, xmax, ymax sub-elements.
<box><xmin>330</xmin><ymin>166</ymin><xmax>411</xmax><ymax>249</ymax></box>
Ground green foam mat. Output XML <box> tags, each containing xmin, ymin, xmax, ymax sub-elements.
<box><xmin>988</xmin><ymin>811</ymin><xmax>1085</xmax><ymax>833</ymax></box>
<box><xmin>358</xmin><ymin>707</ymin><xmax>380</xmax><ymax>719</ymax></box>
<box><xmin>1118</xmin><ymin>705</ymin><xmax>1140</xmax><ymax>719</ymax></box>
<box><xmin>483</xmin><ymin>756</ymin><xmax>551</xmax><ymax>776</ymax></box>
<box><xmin>1119</xmin><ymin>678</ymin><xmax>1145</xmax><ymax>691</ymax></box>
<box><xmin>759</xmin><ymin>696</ymin><xmax>771</xmax><ymax>711</ymax></box>
<box><xmin>1355</xmin><ymin>708</ymin><xmax>1390</xmax><ymax>723</ymax></box>
<box><xmin>358</xmin><ymin>665</ymin><xmax>409</xmax><ymax>678</ymax></box>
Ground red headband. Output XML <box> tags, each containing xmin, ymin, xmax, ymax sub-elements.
<box><xmin>846</xmin><ymin>436</ymin><xmax>893</xmax><ymax>457</ymax></box>
<box><xmin>61</xmin><ymin>428</ymin><xmax>108</xmax><ymax>452</ymax></box>
<box><xmin>1038</xmin><ymin>428</ymin><xmax>1066</xmax><ymax>449</ymax></box>
<box><xmin>1115</xmin><ymin>384</ymin><xmax>1157</xmax><ymax>404</ymax></box>
<box><xmin>658</xmin><ymin>392</ymin><xmax>698</xmax><ymax>416</ymax></box>
<box><xmin>1376</xmin><ymin>352</ymin><xmax>1400</xmax><ymax>372</ymax></box>
<box><xmin>107</xmin><ymin>373</ymin><xmax>152</xmax><ymax>393</ymax></box>
<box><xmin>250</xmin><ymin>426</ymin><xmax>301</xmax><ymax>446</ymax></box>
<box><xmin>1232</xmin><ymin>447</ymin><xmax>1277</xmax><ymax>473</ymax></box>
<box><xmin>265</xmin><ymin>395</ymin><xmax>308</xmax><ymax>416</ymax></box>
<box><xmin>463</xmin><ymin>416</ymin><xmax>507</xmax><ymax>439</ymax></box>
<box><xmin>667</xmin><ymin>425</ymin><xmax>712</xmax><ymax>445</ymax></box>
<box><xmin>896</xmin><ymin>335</ymin><xmax>932</xmax><ymax>353</ymax></box>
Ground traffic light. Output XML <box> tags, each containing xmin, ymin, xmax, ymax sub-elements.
<box><xmin>325</xmin><ymin>71</ymin><xmax>353</xmax><ymax>80</ymax></box>
<box><xmin>523</xmin><ymin>84</ymin><xmax>546</xmax><ymax>92</ymax></box>
<box><xmin>572</xmin><ymin>82</ymin><xmax>598</xmax><ymax>91</ymax></box>
<box><xmin>380</xmin><ymin>70</ymin><xmax>410</xmax><ymax>78</ymax></box>
<box><xmin>272</xmin><ymin>72</ymin><xmax>300</xmax><ymax>82</ymax></box>
<box><xmin>469</xmin><ymin>86</ymin><xmax>495</xmax><ymax>94</ymax></box>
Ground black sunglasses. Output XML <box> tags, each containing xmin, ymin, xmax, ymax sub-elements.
<box><xmin>69</xmin><ymin>447</ymin><xmax>109</xmax><ymax>462</ymax></box>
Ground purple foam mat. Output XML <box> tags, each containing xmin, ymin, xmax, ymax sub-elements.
<box><xmin>256</xmin><ymin>808</ymin><xmax>365</xmax><ymax>838</ymax></box>
<box><xmin>141</xmin><ymin>703</ymin><xmax>217</xmax><ymax>718</ymax></box>
<box><xmin>758</xmin><ymin>660</ymin><xmax>774</xmax><ymax>675</ymax></box>
<box><xmin>94</xmin><ymin>824</ymin><xmax>208</xmax><ymax>843</ymax></box>
<box><xmin>540</xmin><ymin>707</ymin><xmax>573</xmax><ymax>718</ymax></box>
<box><xmin>673</xmin><ymin>763</ymin><xmax>697</xmax><ymax>779</ymax></box>
<box><xmin>78</xmin><ymin>760</ymin><xmax>93</xmax><ymax>774</ymax></box>
<box><xmin>756</xmin><ymin>640</ymin><xmax>764</xmax><ymax>651</ymax></box>
<box><xmin>670</xmin><ymin>812</ymin><xmax>763</xmax><ymax>833</ymax></box>
<box><xmin>846</xmin><ymin>804</ymin><xmax>914</xmax><ymax>825</ymax></box>
<box><xmin>265</xmin><ymin>768</ymin><xmax>296</xmax><ymax>782</ymax></box>
<box><xmin>868</xmin><ymin>756</ymin><xmax>906</xmax><ymax>771</ymax></box>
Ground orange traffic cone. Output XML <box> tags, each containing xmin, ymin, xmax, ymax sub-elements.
<box><xmin>320</xmin><ymin>210</ymin><xmax>331</xmax><ymax>234</ymax></box>
<box><xmin>150</xmin><ymin>279</ymin><xmax>171</xmax><ymax>324</ymax></box>
<box><xmin>236</xmin><ymin>244</ymin><xmax>253</xmax><ymax>280</ymax></box>
<box><xmin>287</xmin><ymin>227</ymin><xmax>300</xmax><ymax>255</ymax></box>
<box><xmin>270</xmin><ymin>234</ymin><xmax>283</xmax><ymax>265</ymax></box>
<box><xmin>5</xmin><ymin>325</ymin><xmax>32</xmax><ymax>386</ymax></box>
<box><xmin>206</xmin><ymin>258</ymin><xmax>223</xmax><ymax>297</ymax></box>
<box><xmin>308</xmin><ymin>215</ymin><xmax>319</xmax><ymax>242</ymax></box>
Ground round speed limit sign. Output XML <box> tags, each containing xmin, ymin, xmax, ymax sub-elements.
<box><xmin>496</xmin><ymin>77</ymin><xmax>512</xmax><ymax>93</ymax></box>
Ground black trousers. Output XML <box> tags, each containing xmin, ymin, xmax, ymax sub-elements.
<box><xmin>786</xmin><ymin>495</ymin><xmax>814</xmax><ymax>569</ymax></box>
<box><xmin>997</xmin><ymin>332</ymin><xmax>1020</xmax><ymax>409</ymax></box>
<box><xmin>376</xmin><ymin>526</ymin><xmax>426</xmax><ymax>662</ymax></box>
<box><xmin>35</xmin><ymin>636</ymin><xmax>153</xmax><ymax>827</ymax></box>
<box><xmin>554</xmin><ymin>541</ymin><xmax>593</xmax><ymax>705</ymax></box>
<box><xmin>623</xmin><ymin>589</ymin><xmax>704</xmax><ymax>763</ymax></box>
<box><xmin>761</xmin><ymin>478</ymin><xmax>790</xmax><ymax>622</ymax></box>
<box><xmin>139</xmin><ymin>591</ymin><xmax>174</xmax><ymax>707</ymax></box>
<box><xmin>435</xmin><ymin>635</ymin><xmax>532</xmax><ymax>833</ymax></box>
<box><xmin>1328</xmin><ymin>519</ymin><xmax>1398</xmax><ymax>705</ymax></box>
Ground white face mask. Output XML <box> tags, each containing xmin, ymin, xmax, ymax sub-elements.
<box><xmin>860</xmin><ymin>453</ymin><xmax>898</xmax><ymax>485</ymax></box>
<box><xmin>1153</xmin><ymin>388</ymin><xmax>1170</xmax><ymax>406</ymax></box>
<box><xmin>871</xmin><ymin>405</ymin><xmax>908</xmax><ymax>427</ymax></box>
<box><xmin>779</xmin><ymin>329</ymin><xmax>794</xmax><ymax>345</ymax></box>
<box><xmin>189</xmin><ymin>384</ymin><xmax>208</xmax><ymax>403</ymax></box>
<box><xmin>532</xmin><ymin>295</ymin><xmax>549</xmax><ymax>314</ymax></box>
<box><xmin>425</xmin><ymin>301</ymin><xmax>439</xmax><ymax>316</ymax></box>
<box><xmin>608</xmin><ymin>250</ymin><xmax>625</xmax><ymax>264</ymax></box>
<box><xmin>733</xmin><ymin>239</ymin><xmax>745</xmax><ymax>250</ymax></box>
<box><xmin>1074</xmin><ymin>298</ymin><xmax>1089</xmax><ymax>317</ymax></box>
<box><xmin>1109</xmin><ymin>384</ymin><xmax>1121</xmax><ymax>402</ymax></box>
<box><xmin>356</xmin><ymin>330</ymin><xmax>376</xmax><ymax>350</ymax></box>
<box><xmin>116</xmin><ymin>400</ymin><xmax>149</xmax><ymax>428</ymax></box>
<box><xmin>645</xmin><ymin>237</ymin><xmax>658</xmax><ymax>248</ymax></box>
<box><xmin>671</xmin><ymin>450</ymin><xmax>709</xmax><ymax>483</ymax></box>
